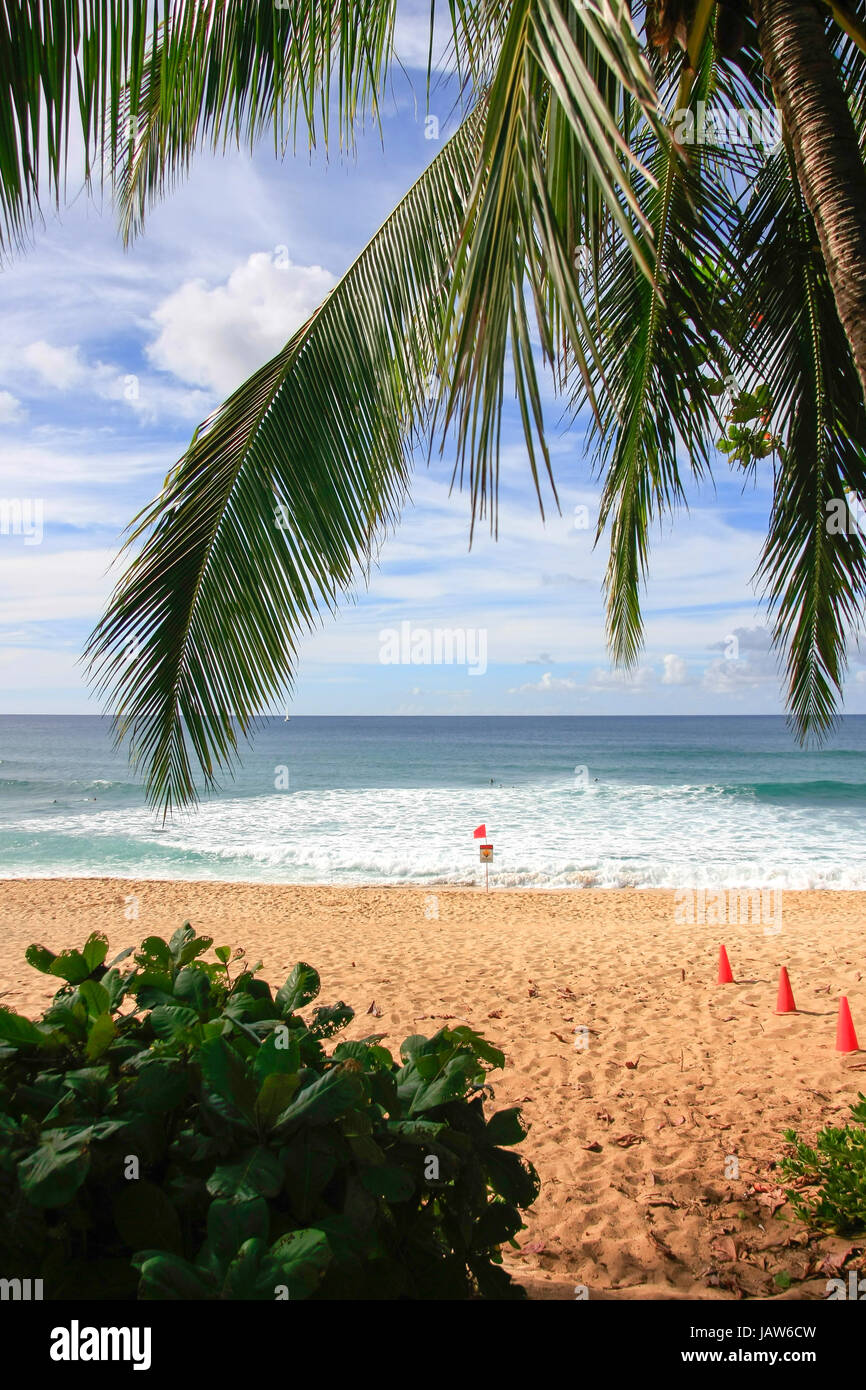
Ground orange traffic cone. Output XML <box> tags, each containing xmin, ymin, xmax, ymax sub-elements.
<box><xmin>836</xmin><ymin>997</ymin><xmax>860</xmax><ymax>1053</ymax></box>
<box><xmin>718</xmin><ymin>945</ymin><xmax>734</xmax><ymax>984</ymax></box>
<box><xmin>774</xmin><ymin>967</ymin><xmax>797</xmax><ymax>1014</ymax></box>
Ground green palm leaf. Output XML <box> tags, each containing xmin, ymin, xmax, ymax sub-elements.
<box><xmin>437</xmin><ymin>0</ymin><xmax>669</xmax><ymax>537</ymax></box>
<box><xmin>0</xmin><ymin>0</ymin><xmax>148</xmax><ymax>256</ymax></box>
<box><xmin>581</xmin><ymin>10</ymin><xmax>739</xmax><ymax>666</ymax></box>
<box><xmin>738</xmin><ymin>145</ymin><xmax>866</xmax><ymax>739</ymax></box>
<box><xmin>114</xmin><ymin>0</ymin><xmax>400</xmax><ymax>245</ymax></box>
<box><xmin>85</xmin><ymin>111</ymin><xmax>482</xmax><ymax>815</ymax></box>
<box><xmin>0</xmin><ymin>1</ymin><xmax>403</xmax><ymax>257</ymax></box>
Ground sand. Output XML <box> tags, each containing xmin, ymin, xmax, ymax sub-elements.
<box><xmin>1</xmin><ymin>878</ymin><xmax>864</xmax><ymax>1300</ymax></box>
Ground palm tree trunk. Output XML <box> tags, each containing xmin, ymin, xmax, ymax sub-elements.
<box><xmin>751</xmin><ymin>0</ymin><xmax>866</xmax><ymax>406</ymax></box>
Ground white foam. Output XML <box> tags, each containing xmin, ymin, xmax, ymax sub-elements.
<box><xmin>10</xmin><ymin>777</ymin><xmax>865</xmax><ymax>888</ymax></box>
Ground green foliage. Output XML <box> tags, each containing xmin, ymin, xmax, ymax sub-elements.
<box><xmin>712</xmin><ymin>383</ymin><xmax>785</xmax><ymax>467</ymax></box>
<box><xmin>781</xmin><ymin>1095</ymin><xmax>866</xmax><ymax>1235</ymax></box>
<box><xmin>0</xmin><ymin>925</ymin><xmax>538</xmax><ymax>1300</ymax></box>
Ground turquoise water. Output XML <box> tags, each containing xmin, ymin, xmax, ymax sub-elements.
<box><xmin>0</xmin><ymin>715</ymin><xmax>864</xmax><ymax>887</ymax></box>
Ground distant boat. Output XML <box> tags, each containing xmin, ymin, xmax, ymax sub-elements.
<box><xmin>284</xmin><ymin>713</ymin><xmax>291</xmax><ymax>721</ymax></box>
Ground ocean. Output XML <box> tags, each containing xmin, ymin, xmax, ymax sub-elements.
<box><xmin>0</xmin><ymin>714</ymin><xmax>863</xmax><ymax>889</ymax></box>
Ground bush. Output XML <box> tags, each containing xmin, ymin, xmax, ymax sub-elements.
<box><xmin>0</xmin><ymin>925</ymin><xmax>539</xmax><ymax>1299</ymax></box>
<box><xmin>781</xmin><ymin>1095</ymin><xmax>866</xmax><ymax>1235</ymax></box>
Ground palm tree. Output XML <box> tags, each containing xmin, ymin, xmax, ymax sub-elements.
<box><xmin>5</xmin><ymin>1</ymin><xmax>866</xmax><ymax>813</ymax></box>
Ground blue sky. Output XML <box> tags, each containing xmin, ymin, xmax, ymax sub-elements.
<box><xmin>2</xmin><ymin>3</ymin><xmax>864</xmax><ymax>720</ymax></box>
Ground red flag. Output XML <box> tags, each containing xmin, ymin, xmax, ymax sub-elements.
<box><xmin>473</xmin><ymin>824</ymin><xmax>487</xmax><ymax>839</ymax></box>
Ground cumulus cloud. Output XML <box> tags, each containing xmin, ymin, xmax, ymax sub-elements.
<box><xmin>702</xmin><ymin>652</ymin><xmax>778</xmax><ymax>694</ymax></box>
<box><xmin>22</xmin><ymin>341</ymin><xmax>84</xmax><ymax>390</ymax></box>
<box><xmin>524</xmin><ymin>652</ymin><xmax>556</xmax><ymax>665</ymax></box>
<box><xmin>707</xmin><ymin>625</ymin><xmax>772</xmax><ymax>656</ymax></box>
<box><xmin>147</xmin><ymin>251</ymin><xmax>335</xmax><ymax>396</ymax></box>
<box><xmin>0</xmin><ymin>390</ymin><xmax>24</xmax><ymax>424</ymax></box>
<box><xmin>9</xmin><ymin>340</ymin><xmax>209</xmax><ymax>424</ymax></box>
<box><xmin>587</xmin><ymin>665</ymin><xmax>655</xmax><ymax>692</ymax></box>
<box><xmin>509</xmin><ymin>670</ymin><xmax>577</xmax><ymax>694</ymax></box>
<box><xmin>661</xmin><ymin>653</ymin><xmax>688</xmax><ymax>685</ymax></box>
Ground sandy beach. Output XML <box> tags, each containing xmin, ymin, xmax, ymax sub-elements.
<box><xmin>1</xmin><ymin>878</ymin><xmax>864</xmax><ymax>1300</ymax></box>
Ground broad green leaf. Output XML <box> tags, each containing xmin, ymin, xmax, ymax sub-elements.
<box><xmin>408</xmin><ymin>1054</ymin><xmax>478</xmax><ymax>1114</ymax></box>
<box><xmin>253</xmin><ymin>1028</ymin><xmax>301</xmax><ymax>1084</ymax></box>
<box><xmin>203</xmin><ymin>1197</ymin><xmax>269</xmax><ymax>1272</ymax></box>
<box><xmin>128</xmin><ymin>1060</ymin><xmax>189</xmax><ymax>1113</ymax></box>
<box><xmin>271</xmin><ymin>1068</ymin><xmax>364</xmax><ymax>1135</ymax></box>
<box><xmin>207</xmin><ymin>1146</ymin><xmax>285</xmax><ymax>1201</ymax></box>
<box><xmin>136</xmin><ymin>936</ymin><xmax>173</xmax><ymax>968</ymax></box>
<box><xmin>473</xmin><ymin>1200</ymin><xmax>524</xmax><ymax>1249</ymax></box>
<box><xmin>485</xmin><ymin>1107</ymin><xmax>528</xmax><ymax>1147</ymax></box>
<box><xmin>19</xmin><ymin>1136</ymin><xmax>91</xmax><ymax>1207</ymax></box>
<box><xmin>255</xmin><ymin>1072</ymin><xmax>300</xmax><ymax>1131</ymax></box>
<box><xmin>149</xmin><ymin>1004</ymin><xmax>201</xmax><ymax>1040</ymax></box>
<box><xmin>308</xmin><ymin>1002</ymin><xmax>354</xmax><ymax>1038</ymax></box>
<box><xmin>134</xmin><ymin>1251</ymin><xmax>216</xmax><ymax>1301</ymax></box>
<box><xmin>173</xmin><ymin>966</ymin><xmax>212</xmax><ymax>1013</ymax></box>
<box><xmin>25</xmin><ymin>943</ymin><xmax>57</xmax><ymax>974</ymax></box>
<box><xmin>275</xmin><ymin>963</ymin><xmax>320</xmax><ymax>1015</ymax></box>
<box><xmin>82</xmin><ymin>931</ymin><xmax>109</xmax><ymax>973</ymax></box>
<box><xmin>483</xmin><ymin>1148</ymin><xmax>541</xmax><ymax>1208</ymax></box>
<box><xmin>447</xmin><ymin>1025</ymin><xmax>505</xmax><ymax>1069</ymax></box>
<box><xmin>199</xmin><ymin>1036</ymin><xmax>259</xmax><ymax>1123</ymax></box>
<box><xmin>262</xmin><ymin>1228</ymin><xmax>332</xmax><ymax>1300</ymax></box>
<box><xmin>85</xmin><ymin>1012</ymin><xmax>116</xmax><ymax>1061</ymax></box>
<box><xmin>0</xmin><ymin>1007</ymin><xmax>46</xmax><ymax>1048</ymax></box>
<box><xmin>79</xmin><ymin>980</ymin><xmax>111</xmax><ymax>1019</ymax></box>
<box><xmin>48</xmin><ymin>949</ymin><xmax>92</xmax><ymax>985</ymax></box>
<box><xmin>221</xmin><ymin>1237</ymin><xmax>267</xmax><ymax>1299</ymax></box>
<box><xmin>279</xmin><ymin>1132</ymin><xmax>341</xmax><ymax>1219</ymax></box>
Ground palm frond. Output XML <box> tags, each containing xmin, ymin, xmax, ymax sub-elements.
<box><xmin>738</xmin><ymin>145</ymin><xmax>866</xmax><ymax>739</ymax></box>
<box><xmin>0</xmin><ymin>0</ymin><xmax>150</xmax><ymax>257</ymax></box>
<box><xmin>578</xmin><ymin>16</ymin><xmax>740</xmax><ymax>666</ymax></box>
<box><xmin>85</xmin><ymin>111</ymin><xmax>482</xmax><ymax>815</ymax></box>
<box><xmin>436</xmin><ymin>0</ymin><xmax>669</xmax><ymax>538</ymax></box>
<box><xmin>114</xmin><ymin>0</ymin><xmax>401</xmax><ymax>243</ymax></box>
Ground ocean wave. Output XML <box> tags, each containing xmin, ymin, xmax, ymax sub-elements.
<box><xmin>4</xmin><ymin>770</ymin><xmax>865</xmax><ymax>889</ymax></box>
<box><xmin>716</xmin><ymin>779</ymin><xmax>866</xmax><ymax>803</ymax></box>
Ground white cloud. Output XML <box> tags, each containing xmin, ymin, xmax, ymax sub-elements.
<box><xmin>147</xmin><ymin>252</ymin><xmax>335</xmax><ymax>396</ymax></box>
<box><xmin>22</xmin><ymin>341</ymin><xmax>84</xmax><ymax>390</ymax></box>
<box><xmin>509</xmin><ymin>670</ymin><xmax>578</xmax><ymax>694</ymax></box>
<box><xmin>702</xmin><ymin>653</ymin><xmax>779</xmax><ymax>693</ymax></box>
<box><xmin>0</xmin><ymin>390</ymin><xmax>24</xmax><ymax>424</ymax></box>
<box><xmin>707</xmin><ymin>625</ymin><xmax>772</xmax><ymax>655</ymax></box>
<box><xmin>587</xmin><ymin>665</ymin><xmax>656</xmax><ymax>692</ymax></box>
<box><xmin>6</xmin><ymin>342</ymin><xmax>210</xmax><ymax>425</ymax></box>
<box><xmin>661</xmin><ymin>653</ymin><xmax>688</xmax><ymax>685</ymax></box>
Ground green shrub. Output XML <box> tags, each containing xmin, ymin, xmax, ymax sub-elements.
<box><xmin>0</xmin><ymin>925</ymin><xmax>539</xmax><ymax>1299</ymax></box>
<box><xmin>781</xmin><ymin>1096</ymin><xmax>866</xmax><ymax>1234</ymax></box>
